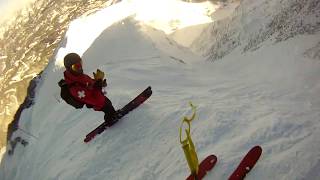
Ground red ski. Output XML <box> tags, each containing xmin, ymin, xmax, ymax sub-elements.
<box><xmin>186</xmin><ymin>155</ymin><xmax>217</xmax><ymax>180</ymax></box>
<box><xmin>84</xmin><ymin>86</ymin><xmax>152</xmax><ymax>143</ymax></box>
<box><xmin>228</xmin><ymin>146</ymin><xmax>262</xmax><ymax>180</ymax></box>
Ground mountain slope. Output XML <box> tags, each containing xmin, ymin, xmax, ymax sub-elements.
<box><xmin>1</xmin><ymin>0</ymin><xmax>320</xmax><ymax>179</ymax></box>
<box><xmin>0</xmin><ymin>0</ymin><xmax>115</xmax><ymax>148</ymax></box>
<box><xmin>191</xmin><ymin>0</ymin><xmax>320</xmax><ymax>61</ymax></box>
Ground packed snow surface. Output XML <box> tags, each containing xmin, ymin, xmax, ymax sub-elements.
<box><xmin>1</xmin><ymin>1</ymin><xmax>320</xmax><ymax>180</ymax></box>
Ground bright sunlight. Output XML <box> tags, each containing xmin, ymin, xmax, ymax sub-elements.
<box><xmin>132</xmin><ymin>0</ymin><xmax>218</xmax><ymax>34</ymax></box>
<box><xmin>55</xmin><ymin>0</ymin><xmax>217</xmax><ymax>68</ymax></box>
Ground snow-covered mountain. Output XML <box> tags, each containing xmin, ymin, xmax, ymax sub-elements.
<box><xmin>0</xmin><ymin>0</ymin><xmax>117</xmax><ymax>148</ymax></box>
<box><xmin>190</xmin><ymin>0</ymin><xmax>320</xmax><ymax>61</ymax></box>
<box><xmin>1</xmin><ymin>0</ymin><xmax>320</xmax><ymax>179</ymax></box>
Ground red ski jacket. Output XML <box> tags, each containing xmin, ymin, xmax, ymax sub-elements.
<box><xmin>64</xmin><ymin>70</ymin><xmax>106</xmax><ymax>110</ymax></box>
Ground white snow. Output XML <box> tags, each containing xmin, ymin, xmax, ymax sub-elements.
<box><xmin>170</xmin><ymin>23</ymin><xmax>210</xmax><ymax>48</ymax></box>
<box><xmin>1</xmin><ymin>0</ymin><xmax>320</xmax><ymax>180</ymax></box>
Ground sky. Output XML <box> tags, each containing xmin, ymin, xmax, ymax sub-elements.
<box><xmin>0</xmin><ymin>0</ymin><xmax>8</xmax><ymax>6</ymax></box>
<box><xmin>0</xmin><ymin>0</ymin><xmax>9</xmax><ymax>13</ymax></box>
<box><xmin>0</xmin><ymin>0</ymin><xmax>35</xmax><ymax>23</ymax></box>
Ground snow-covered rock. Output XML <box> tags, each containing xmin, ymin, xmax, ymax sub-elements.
<box><xmin>191</xmin><ymin>0</ymin><xmax>320</xmax><ymax>61</ymax></box>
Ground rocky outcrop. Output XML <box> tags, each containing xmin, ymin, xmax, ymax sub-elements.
<box><xmin>191</xmin><ymin>0</ymin><xmax>320</xmax><ymax>61</ymax></box>
<box><xmin>7</xmin><ymin>73</ymin><xmax>41</xmax><ymax>144</ymax></box>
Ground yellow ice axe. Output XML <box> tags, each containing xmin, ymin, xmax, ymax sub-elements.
<box><xmin>180</xmin><ymin>102</ymin><xmax>199</xmax><ymax>177</ymax></box>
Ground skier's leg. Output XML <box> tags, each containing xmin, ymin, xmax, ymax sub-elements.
<box><xmin>102</xmin><ymin>98</ymin><xmax>117</xmax><ymax>122</ymax></box>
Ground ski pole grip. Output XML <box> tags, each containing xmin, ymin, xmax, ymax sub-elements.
<box><xmin>181</xmin><ymin>129</ymin><xmax>199</xmax><ymax>175</ymax></box>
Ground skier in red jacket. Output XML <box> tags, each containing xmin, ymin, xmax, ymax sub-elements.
<box><xmin>63</xmin><ymin>53</ymin><xmax>117</xmax><ymax>123</ymax></box>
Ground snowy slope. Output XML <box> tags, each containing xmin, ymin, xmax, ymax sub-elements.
<box><xmin>191</xmin><ymin>0</ymin><xmax>320</xmax><ymax>61</ymax></box>
<box><xmin>170</xmin><ymin>0</ymin><xmax>239</xmax><ymax>48</ymax></box>
<box><xmin>1</xmin><ymin>0</ymin><xmax>320</xmax><ymax>180</ymax></box>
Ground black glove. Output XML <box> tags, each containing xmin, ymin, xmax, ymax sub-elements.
<box><xmin>101</xmin><ymin>79</ymin><xmax>107</xmax><ymax>87</ymax></box>
<box><xmin>94</xmin><ymin>79</ymin><xmax>107</xmax><ymax>89</ymax></box>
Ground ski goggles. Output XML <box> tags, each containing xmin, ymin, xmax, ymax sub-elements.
<box><xmin>71</xmin><ymin>62</ymin><xmax>83</xmax><ymax>73</ymax></box>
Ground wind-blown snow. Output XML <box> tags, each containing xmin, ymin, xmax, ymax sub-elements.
<box><xmin>1</xmin><ymin>0</ymin><xmax>320</xmax><ymax>180</ymax></box>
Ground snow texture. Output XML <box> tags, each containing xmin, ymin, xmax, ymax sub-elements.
<box><xmin>1</xmin><ymin>0</ymin><xmax>320</xmax><ymax>179</ymax></box>
<box><xmin>191</xmin><ymin>0</ymin><xmax>320</xmax><ymax>61</ymax></box>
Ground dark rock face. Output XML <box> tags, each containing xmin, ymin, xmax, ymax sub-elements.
<box><xmin>7</xmin><ymin>73</ymin><xmax>41</xmax><ymax>144</ymax></box>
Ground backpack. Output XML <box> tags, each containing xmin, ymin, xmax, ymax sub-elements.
<box><xmin>58</xmin><ymin>79</ymin><xmax>84</xmax><ymax>109</ymax></box>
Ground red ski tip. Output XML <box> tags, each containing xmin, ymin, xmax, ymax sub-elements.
<box><xmin>186</xmin><ymin>154</ymin><xmax>217</xmax><ymax>180</ymax></box>
<box><xmin>228</xmin><ymin>146</ymin><xmax>262</xmax><ymax>180</ymax></box>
